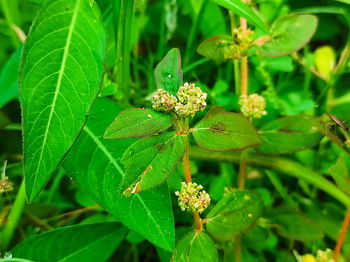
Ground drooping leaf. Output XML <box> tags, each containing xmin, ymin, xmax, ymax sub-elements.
<box><xmin>265</xmin><ymin>207</ymin><xmax>323</xmax><ymax>241</ymax></box>
<box><xmin>63</xmin><ymin>98</ymin><xmax>175</xmax><ymax>251</ymax></box>
<box><xmin>193</xmin><ymin>108</ymin><xmax>261</xmax><ymax>152</ymax></box>
<box><xmin>257</xmin><ymin>115</ymin><xmax>323</xmax><ymax>154</ymax></box>
<box><xmin>121</xmin><ymin>131</ymin><xmax>185</xmax><ymax>193</ymax></box>
<box><xmin>210</xmin><ymin>0</ymin><xmax>269</xmax><ymax>35</ymax></box>
<box><xmin>0</xmin><ymin>46</ymin><xmax>21</xmax><ymax>108</ymax></box>
<box><xmin>256</xmin><ymin>14</ymin><xmax>317</xmax><ymax>57</ymax></box>
<box><xmin>104</xmin><ymin>108</ymin><xmax>173</xmax><ymax>140</ymax></box>
<box><xmin>11</xmin><ymin>222</ymin><xmax>127</xmax><ymax>262</ymax></box>
<box><xmin>197</xmin><ymin>35</ymin><xmax>245</xmax><ymax>63</ymax></box>
<box><xmin>172</xmin><ymin>231</ymin><xmax>218</xmax><ymax>262</ymax></box>
<box><xmin>20</xmin><ymin>0</ymin><xmax>106</xmax><ymax>201</ymax></box>
<box><xmin>154</xmin><ymin>48</ymin><xmax>183</xmax><ymax>96</ymax></box>
<box><xmin>205</xmin><ymin>190</ymin><xmax>264</xmax><ymax>241</ymax></box>
<box><xmin>329</xmin><ymin>157</ymin><xmax>350</xmax><ymax>195</ymax></box>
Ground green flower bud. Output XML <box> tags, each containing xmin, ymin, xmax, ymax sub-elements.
<box><xmin>239</xmin><ymin>93</ymin><xmax>267</xmax><ymax>119</ymax></box>
<box><xmin>152</xmin><ymin>89</ymin><xmax>177</xmax><ymax>112</ymax></box>
<box><xmin>175</xmin><ymin>182</ymin><xmax>210</xmax><ymax>213</ymax></box>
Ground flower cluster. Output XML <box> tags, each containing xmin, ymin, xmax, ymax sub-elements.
<box><xmin>0</xmin><ymin>176</ymin><xmax>13</xmax><ymax>194</ymax></box>
<box><xmin>175</xmin><ymin>83</ymin><xmax>207</xmax><ymax>117</ymax></box>
<box><xmin>151</xmin><ymin>89</ymin><xmax>177</xmax><ymax>112</ymax></box>
<box><xmin>315</xmin><ymin>249</ymin><xmax>334</xmax><ymax>262</ymax></box>
<box><xmin>151</xmin><ymin>83</ymin><xmax>207</xmax><ymax>118</ymax></box>
<box><xmin>175</xmin><ymin>182</ymin><xmax>210</xmax><ymax>213</ymax></box>
<box><xmin>233</xmin><ymin>28</ymin><xmax>254</xmax><ymax>51</ymax></box>
<box><xmin>239</xmin><ymin>93</ymin><xmax>267</xmax><ymax>119</ymax></box>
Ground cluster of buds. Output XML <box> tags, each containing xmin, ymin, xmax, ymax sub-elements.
<box><xmin>152</xmin><ymin>83</ymin><xmax>207</xmax><ymax>118</ymax></box>
<box><xmin>0</xmin><ymin>176</ymin><xmax>13</xmax><ymax>194</ymax></box>
<box><xmin>233</xmin><ymin>28</ymin><xmax>254</xmax><ymax>52</ymax></box>
<box><xmin>152</xmin><ymin>89</ymin><xmax>177</xmax><ymax>112</ymax></box>
<box><xmin>175</xmin><ymin>182</ymin><xmax>210</xmax><ymax>213</ymax></box>
<box><xmin>315</xmin><ymin>249</ymin><xmax>334</xmax><ymax>262</ymax></box>
<box><xmin>175</xmin><ymin>83</ymin><xmax>207</xmax><ymax>117</ymax></box>
<box><xmin>239</xmin><ymin>93</ymin><xmax>267</xmax><ymax>119</ymax></box>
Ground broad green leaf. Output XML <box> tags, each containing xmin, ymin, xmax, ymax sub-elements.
<box><xmin>211</xmin><ymin>0</ymin><xmax>269</xmax><ymax>35</ymax></box>
<box><xmin>193</xmin><ymin>108</ymin><xmax>261</xmax><ymax>151</ymax></box>
<box><xmin>257</xmin><ymin>14</ymin><xmax>317</xmax><ymax>57</ymax></box>
<box><xmin>329</xmin><ymin>157</ymin><xmax>350</xmax><ymax>195</ymax></box>
<box><xmin>197</xmin><ymin>35</ymin><xmax>245</xmax><ymax>63</ymax></box>
<box><xmin>265</xmin><ymin>207</ymin><xmax>323</xmax><ymax>241</ymax></box>
<box><xmin>63</xmin><ymin>98</ymin><xmax>175</xmax><ymax>251</ymax></box>
<box><xmin>11</xmin><ymin>222</ymin><xmax>127</xmax><ymax>262</ymax></box>
<box><xmin>206</xmin><ymin>190</ymin><xmax>263</xmax><ymax>241</ymax></box>
<box><xmin>0</xmin><ymin>46</ymin><xmax>21</xmax><ymax>108</ymax></box>
<box><xmin>104</xmin><ymin>108</ymin><xmax>173</xmax><ymax>140</ymax></box>
<box><xmin>20</xmin><ymin>0</ymin><xmax>106</xmax><ymax>201</ymax></box>
<box><xmin>155</xmin><ymin>48</ymin><xmax>183</xmax><ymax>96</ymax></box>
<box><xmin>172</xmin><ymin>231</ymin><xmax>218</xmax><ymax>262</ymax></box>
<box><xmin>257</xmin><ymin>115</ymin><xmax>323</xmax><ymax>154</ymax></box>
<box><xmin>121</xmin><ymin>131</ymin><xmax>185</xmax><ymax>193</ymax></box>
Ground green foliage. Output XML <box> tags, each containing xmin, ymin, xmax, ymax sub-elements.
<box><xmin>172</xmin><ymin>231</ymin><xmax>218</xmax><ymax>262</ymax></box>
<box><xmin>104</xmin><ymin>108</ymin><xmax>173</xmax><ymax>140</ymax></box>
<box><xmin>265</xmin><ymin>207</ymin><xmax>323</xmax><ymax>241</ymax></box>
<box><xmin>2</xmin><ymin>0</ymin><xmax>350</xmax><ymax>261</ymax></box>
<box><xmin>257</xmin><ymin>14</ymin><xmax>318</xmax><ymax>57</ymax></box>
<box><xmin>193</xmin><ymin>107</ymin><xmax>262</xmax><ymax>151</ymax></box>
<box><xmin>258</xmin><ymin>115</ymin><xmax>323</xmax><ymax>154</ymax></box>
<box><xmin>154</xmin><ymin>48</ymin><xmax>183</xmax><ymax>96</ymax></box>
<box><xmin>211</xmin><ymin>0</ymin><xmax>269</xmax><ymax>35</ymax></box>
<box><xmin>329</xmin><ymin>157</ymin><xmax>350</xmax><ymax>195</ymax></box>
<box><xmin>0</xmin><ymin>46</ymin><xmax>21</xmax><ymax>109</ymax></box>
<box><xmin>205</xmin><ymin>190</ymin><xmax>264</xmax><ymax>241</ymax></box>
<box><xmin>197</xmin><ymin>35</ymin><xmax>244</xmax><ymax>63</ymax></box>
<box><xmin>11</xmin><ymin>222</ymin><xmax>126</xmax><ymax>262</ymax></box>
<box><xmin>63</xmin><ymin>98</ymin><xmax>175</xmax><ymax>251</ymax></box>
<box><xmin>20</xmin><ymin>0</ymin><xmax>106</xmax><ymax>201</ymax></box>
<box><xmin>120</xmin><ymin>132</ymin><xmax>185</xmax><ymax>193</ymax></box>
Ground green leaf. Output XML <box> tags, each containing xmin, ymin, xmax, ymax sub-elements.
<box><xmin>11</xmin><ymin>222</ymin><xmax>127</xmax><ymax>262</ymax></box>
<box><xmin>257</xmin><ymin>115</ymin><xmax>323</xmax><ymax>154</ymax></box>
<box><xmin>256</xmin><ymin>14</ymin><xmax>318</xmax><ymax>57</ymax></box>
<box><xmin>63</xmin><ymin>98</ymin><xmax>175</xmax><ymax>251</ymax></box>
<box><xmin>329</xmin><ymin>157</ymin><xmax>350</xmax><ymax>195</ymax></box>
<box><xmin>0</xmin><ymin>46</ymin><xmax>21</xmax><ymax>108</ymax></box>
<box><xmin>20</xmin><ymin>0</ymin><xmax>106</xmax><ymax>201</ymax></box>
<box><xmin>104</xmin><ymin>108</ymin><xmax>173</xmax><ymax>140</ymax></box>
<box><xmin>172</xmin><ymin>231</ymin><xmax>218</xmax><ymax>262</ymax></box>
<box><xmin>265</xmin><ymin>207</ymin><xmax>323</xmax><ymax>241</ymax></box>
<box><xmin>197</xmin><ymin>35</ymin><xmax>245</xmax><ymax>63</ymax></box>
<box><xmin>155</xmin><ymin>48</ymin><xmax>183</xmax><ymax>96</ymax></box>
<box><xmin>193</xmin><ymin>108</ymin><xmax>261</xmax><ymax>152</ymax></box>
<box><xmin>205</xmin><ymin>190</ymin><xmax>264</xmax><ymax>241</ymax></box>
<box><xmin>210</xmin><ymin>0</ymin><xmax>269</xmax><ymax>35</ymax></box>
<box><xmin>121</xmin><ymin>131</ymin><xmax>185</xmax><ymax>193</ymax></box>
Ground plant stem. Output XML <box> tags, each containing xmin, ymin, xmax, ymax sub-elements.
<box><xmin>240</xmin><ymin>15</ymin><xmax>248</xmax><ymax>96</ymax></box>
<box><xmin>190</xmin><ymin>146</ymin><xmax>350</xmax><ymax>207</ymax></box>
<box><xmin>0</xmin><ymin>180</ymin><xmax>26</xmax><ymax>252</ymax></box>
<box><xmin>113</xmin><ymin>0</ymin><xmax>134</xmax><ymax>104</ymax></box>
<box><xmin>183</xmin><ymin>118</ymin><xmax>202</xmax><ymax>232</ymax></box>
<box><xmin>334</xmin><ymin>208</ymin><xmax>350</xmax><ymax>261</ymax></box>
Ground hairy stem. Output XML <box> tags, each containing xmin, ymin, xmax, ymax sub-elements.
<box><xmin>0</xmin><ymin>180</ymin><xmax>26</xmax><ymax>251</ymax></box>
<box><xmin>183</xmin><ymin>118</ymin><xmax>202</xmax><ymax>232</ymax></box>
<box><xmin>334</xmin><ymin>208</ymin><xmax>350</xmax><ymax>261</ymax></box>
